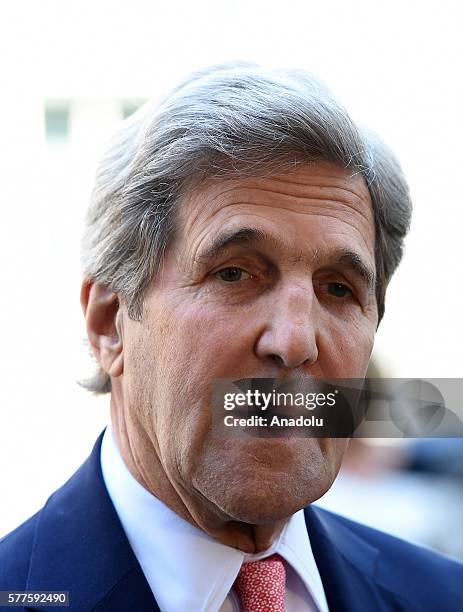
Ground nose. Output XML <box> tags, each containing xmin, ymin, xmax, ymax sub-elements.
<box><xmin>254</xmin><ymin>282</ymin><xmax>319</xmax><ymax>370</ymax></box>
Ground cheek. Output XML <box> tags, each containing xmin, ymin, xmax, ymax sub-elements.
<box><xmin>133</xmin><ymin>300</ymin><xmax>249</xmax><ymax>433</ymax></box>
<box><xmin>160</xmin><ymin>298</ymin><xmax>255</xmax><ymax>380</ymax></box>
<box><xmin>317</xmin><ymin>314</ymin><xmax>376</xmax><ymax>378</ymax></box>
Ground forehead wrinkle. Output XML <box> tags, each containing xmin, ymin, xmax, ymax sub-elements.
<box><xmin>185</xmin><ymin>201</ymin><xmax>373</xmax><ymax>258</ymax></box>
<box><xmin>239</xmin><ymin>181</ymin><xmax>365</xmax><ymax>204</ymax></box>
<box><xmin>179</xmin><ymin>183</ymin><xmax>247</xmax><ymax>235</ymax></box>
<box><xmin>234</xmin><ymin>186</ymin><xmax>369</xmax><ymax>211</ymax></box>
<box><xmin>246</xmin><ymin>177</ymin><xmax>370</xmax><ymax>206</ymax></box>
<box><xmin>190</xmin><ymin>189</ymin><xmax>373</xmax><ymax>235</ymax></box>
<box><xmin>181</xmin><ymin>167</ymin><xmax>373</xmax><ymax>232</ymax></box>
<box><xmin>230</xmin><ymin>168</ymin><xmax>372</xmax><ymax>208</ymax></box>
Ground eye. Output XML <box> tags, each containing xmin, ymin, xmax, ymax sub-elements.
<box><xmin>327</xmin><ymin>282</ymin><xmax>353</xmax><ymax>298</ymax></box>
<box><xmin>215</xmin><ymin>267</ymin><xmax>249</xmax><ymax>282</ymax></box>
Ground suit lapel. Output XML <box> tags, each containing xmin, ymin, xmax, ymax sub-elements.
<box><xmin>25</xmin><ymin>431</ymin><xmax>160</xmax><ymax>611</ymax></box>
<box><xmin>305</xmin><ymin>505</ymin><xmax>385</xmax><ymax>612</ymax></box>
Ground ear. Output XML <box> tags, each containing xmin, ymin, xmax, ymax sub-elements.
<box><xmin>80</xmin><ymin>280</ymin><xmax>124</xmax><ymax>378</ymax></box>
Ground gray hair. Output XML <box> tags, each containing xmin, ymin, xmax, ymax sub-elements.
<box><xmin>81</xmin><ymin>62</ymin><xmax>412</xmax><ymax>393</ymax></box>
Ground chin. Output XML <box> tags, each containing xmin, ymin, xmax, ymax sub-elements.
<box><xmin>190</xmin><ymin>436</ymin><xmax>342</xmax><ymax>523</ymax></box>
<box><xmin>224</xmin><ymin>494</ymin><xmax>306</xmax><ymax>524</ymax></box>
<box><xmin>200</xmin><ymin>467</ymin><xmax>334</xmax><ymax>525</ymax></box>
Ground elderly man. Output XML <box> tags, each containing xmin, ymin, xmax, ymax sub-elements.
<box><xmin>1</xmin><ymin>63</ymin><xmax>462</xmax><ymax>611</ymax></box>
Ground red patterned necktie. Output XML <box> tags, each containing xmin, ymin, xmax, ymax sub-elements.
<box><xmin>234</xmin><ymin>553</ymin><xmax>286</xmax><ymax>611</ymax></box>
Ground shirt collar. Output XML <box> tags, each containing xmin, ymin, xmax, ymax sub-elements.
<box><xmin>100</xmin><ymin>425</ymin><xmax>328</xmax><ymax>611</ymax></box>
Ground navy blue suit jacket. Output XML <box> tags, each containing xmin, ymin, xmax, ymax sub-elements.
<box><xmin>1</xmin><ymin>431</ymin><xmax>462</xmax><ymax>611</ymax></box>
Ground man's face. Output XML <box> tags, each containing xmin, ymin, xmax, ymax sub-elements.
<box><xmin>119</xmin><ymin>161</ymin><xmax>378</xmax><ymax>526</ymax></box>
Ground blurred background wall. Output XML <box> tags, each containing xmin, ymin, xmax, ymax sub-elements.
<box><xmin>1</xmin><ymin>0</ymin><xmax>462</xmax><ymax>558</ymax></box>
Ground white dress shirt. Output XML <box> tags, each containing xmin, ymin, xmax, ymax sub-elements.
<box><xmin>100</xmin><ymin>425</ymin><xmax>329</xmax><ymax>612</ymax></box>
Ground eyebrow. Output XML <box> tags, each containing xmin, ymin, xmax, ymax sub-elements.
<box><xmin>334</xmin><ymin>249</ymin><xmax>376</xmax><ymax>293</ymax></box>
<box><xmin>196</xmin><ymin>226</ymin><xmax>376</xmax><ymax>292</ymax></box>
<box><xmin>196</xmin><ymin>227</ymin><xmax>272</xmax><ymax>261</ymax></box>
